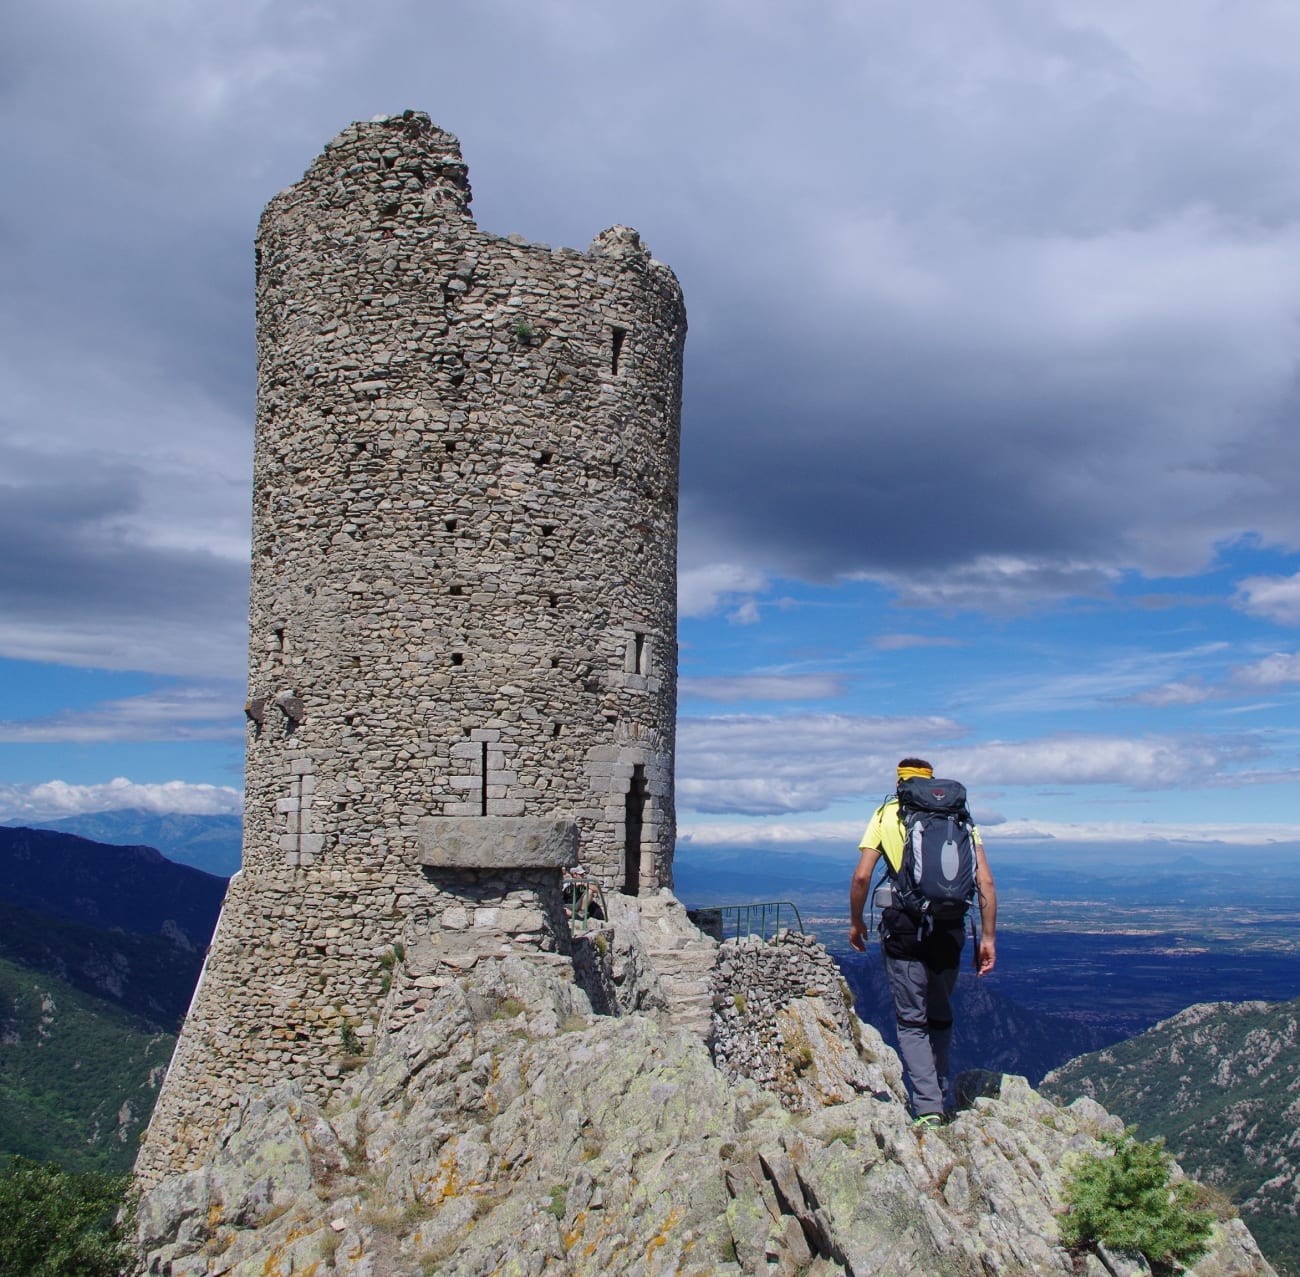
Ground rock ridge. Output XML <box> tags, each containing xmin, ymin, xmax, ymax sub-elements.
<box><xmin>138</xmin><ymin>924</ymin><xmax>1276</xmax><ymax>1277</ymax></box>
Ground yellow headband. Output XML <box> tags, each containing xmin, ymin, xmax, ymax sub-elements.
<box><xmin>897</xmin><ymin>765</ymin><xmax>933</xmax><ymax>781</ymax></box>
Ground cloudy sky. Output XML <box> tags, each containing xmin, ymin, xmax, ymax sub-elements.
<box><xmin>3</xmin><ymin>0</ymin><xmax>1299</xmax><ymax>856</ymax></box>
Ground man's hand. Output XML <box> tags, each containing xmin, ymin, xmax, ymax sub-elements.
<box><xmin>976</xmin><ymin>938</ymin><xmax>996</xmax><ymax>975</ymax></box>
<box><xmin>848</xmin><ymin>846</ymin><xmax>881</xmax><ymax>953</ymax></box>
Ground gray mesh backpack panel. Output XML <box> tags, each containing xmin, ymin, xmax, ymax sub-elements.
<box><xmin>892</xmin><ymin>777</ymin><xmax>977</xmax><ymax>925</ymax></box>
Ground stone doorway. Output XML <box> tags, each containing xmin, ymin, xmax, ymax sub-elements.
<box><xmin>623</xmin><ymin>764</ymin><xmax>648</xmax><ymax>895</ymax></box>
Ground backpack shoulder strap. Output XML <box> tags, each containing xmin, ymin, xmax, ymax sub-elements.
<box><xmin>877</xmin><ymin>794</ymin><xmax>907</xmax><ymax>876</ymax></box>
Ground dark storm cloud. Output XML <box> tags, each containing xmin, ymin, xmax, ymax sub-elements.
<box><xmin>4</xmin><ymin>0</ymin><xmax>1300</xmax><ymax>675</ymax></box>
<box><xmin>0</xmin><ymin>475</ymin><xmax>243</xmax><ymax>620</ymax></box>
<box><xmin>677</xmin><ymin>212</ymin><xmax>1300</xmax><ymax>597</ymax></box>
<box><xmin>0</xmin><ymin>458</ymin><xmax>248</xmax><ymax>675</ymax></box>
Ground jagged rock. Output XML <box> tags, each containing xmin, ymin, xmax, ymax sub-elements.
<box><xmin>137</xmin><ymin>952</ymin><xmax>1277</xmax><ymax>1277</ymax></box>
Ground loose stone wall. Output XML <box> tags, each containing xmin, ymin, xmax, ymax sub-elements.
<box><xmin>711</xmin><ymin>931</ymin><xmax>896</xmax><ymax>1113</ymax></box>
<box><xmin>137</xmin><ymin>111</ymin><xmax>686</xmax><ymax>1184</ymax></box>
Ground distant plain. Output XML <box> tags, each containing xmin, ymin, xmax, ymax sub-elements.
<box><xmin>676</xmin><ymin>843</ymin><xmax>1300</xmax><ymax>1045</ymax></box>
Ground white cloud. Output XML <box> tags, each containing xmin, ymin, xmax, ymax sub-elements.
<box><xmin>677</xmin><ymin>819</ymin><xmax>865</xmax><ymax>849</ymax></box>
<box><xmin>1128</xmin><ymin>680</ymin><xmax>1214</xmax><ymax>707</ymax></box>
<box><xmin>1112</xmin><ymin>648</ymin><xmax>1300</xmax><ymax>706</ymax></box>
<box><xmin>0</xmin><ymin>687</ymin><xmax>243</xmax><ymax>743</ymax></box>
<box><xmin>945</xmin><ymin>734</ymin><xmax>1252</xmax><ymax>788</ymax></box>
<box><xmin>1234</xmin><ymin>651</ymin><xmax>1300</xmax><ymax>687</ymax></box>
<box><xmin>0</xmin><ymin>614</ymin><xmax>246</xmax><ymax>681</ymax></box>
<box><xmin>987</xmin><ymin>818</ymin><xmax>1300</xmax><ymax>847</ymax></box>
<box><xmin>678</xmin><ymin>715</ymin><xmax>1266</xmax><ymax>817</ymax></box>
<box><xmin>968</xmin><ymin>642</ymin><xmax>1233</xmax><ymax>715</ymax></box>
<box><xmin>678</xmin><ymin>713</ymin><xmax>967</xmax><ymax>815</ymax></box>
<box><xmin>0</xmin><ymin>778</ymin><xmax>242</xmax><ymax>823</ymax></box>
<box><xmin>1235</xmin><ymin>573</ymin><xmax>1300</xmax><ymax>627</ymax></box>
<box><xmin>677</xmin><ymin>815</ymin><xmax>1300</xmax><ymax>850</ymax></box>
<box><xmin>678</xmin><ymin>563</ymin><xmax>769</xmax><ymax>620</ymax></box>
<box><xmin>680</xmin><ymin>674</ymin><xmax>848</xmax><ymax>703</ymax></box>
<box><xmin>857</xmin><ymin>558</ymin><xmax>1120</xmax><ymax>615</ymax></box>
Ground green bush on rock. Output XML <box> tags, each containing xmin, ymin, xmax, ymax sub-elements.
<box><xmin>0</xmin><ymin>1156</ymin><xmax>136</xmax><ymax>1277</ymax></box>
<box><xmin>1060</xmin><ymin>1130</ymin><xmax>1215</xmax><ymax>1275</ymax></box>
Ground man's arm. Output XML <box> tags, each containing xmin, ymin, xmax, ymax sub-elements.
<box><xmin>848</xmin><ymin>846</ymin><xmax>881</xmax><ymax>952</ymax></box>
<box><xmin>974</xmin><ymin>842</ymin><xmax>997</xmax><ymax>975</ymax></box>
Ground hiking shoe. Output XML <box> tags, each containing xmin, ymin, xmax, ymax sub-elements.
<box><xmin>913</xmin><ymin>1113</ymin><xmax>944</xmax><ymax>1129</ymax></box>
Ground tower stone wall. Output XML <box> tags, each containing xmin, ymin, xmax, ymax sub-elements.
<box><xmin>136</xmin><ymin>112</ymin><xmax>686</xmax><ymax>1183</ymax></box>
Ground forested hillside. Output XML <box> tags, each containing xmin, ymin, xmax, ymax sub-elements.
<box><xmin>0</xmin><ymin>829</ymin><xmax>225</xmax><ymax>1171</ymax></box>
<box><xmin>0</xmin><ymin>956</ymin><xmax>174</xmax><ymax>1172</ymax></box>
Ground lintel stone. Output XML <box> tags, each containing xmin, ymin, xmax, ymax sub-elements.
<box><xmin>417</xmin><ymin>815</ymin><xmax>579</xmax><ymax>869</ymax></box>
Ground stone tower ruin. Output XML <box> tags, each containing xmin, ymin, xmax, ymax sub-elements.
<box><xmin>137</xmin><ymin>112</ymin><xmax>686</xmax><ymax>1182</ymax></box>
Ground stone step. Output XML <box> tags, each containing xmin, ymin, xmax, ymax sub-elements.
<box><xmin>657</xmin><ymin>973</ymin><xmax>711</xmax><ymax>993</ymax></box>
<box><xmin>660</xmin><ymin>967</ymin><xmax>711</xmax><ymax>983</ymax></box>
<box><xmin>660</xmin><ymin>1011</ymin><xmax>713</xmax><ymax>1039</ymax></box>
<box><xmin>658</xmin><ymin>998</ymin><xmax>713</xmax><ymax>1019</ymax></box>
<box><xmin>659</xmin><ymin>971</ymin><xmax>711</xmax><ymax>988</ymax></box>
<box><xmin>664</xmin><ymin>993</ymin><xmax>713</xmax><ymax>1011</ymax></box>
<box><xmin>644</xmin><ymin>937</ymin><xmax>715</xmax><ymax>953</ymax></box>
<box><xmin>625</xmin><ymin>891</ymin><xmax>721</xmax><ymax>1044</ymax></box>
<box><xmin>646</xmin><ymin>953</ymin><xmax>714</xmax><ymax>971</ymax></box>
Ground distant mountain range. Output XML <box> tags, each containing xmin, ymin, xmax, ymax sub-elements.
<box><xmin>1043</xmin><ymin>998</ymin><xmax>1300</xmax><ymax>1276</ymax></box>
<box><xmin>0</xmin><ymin>826</ymin><xmax>227</xmax><ymax>943</ymax></box>
<box><xmin>0</xmin><ymin>827</ymin><xmax>227</xmax><ymax>1173</ymax></box>
<box><xmin>3</xmin><ymin>809</ymin><xmax>243</xmax><ymax>877</ymax></box>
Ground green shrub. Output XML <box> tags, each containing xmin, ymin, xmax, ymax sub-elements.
<box><xmin>1060</xmin><ymin>1130</ymin><xmax>1214</xmax><ymax>1275</ymax></box>
<box><xmin>0</xmin><ymin>1157</ymin><xmax>136</xmax><ymax>1276</ymax></box>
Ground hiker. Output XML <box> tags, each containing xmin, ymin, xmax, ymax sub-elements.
<box><xmin>848</xmin><ymin>757</ymin><xmax>997</xmax><ymax>1125</ymax></box>
<box><xmin>563</xmin><ymin>866</ymin><xmax>604</xmax><ymax>924</ymax></box>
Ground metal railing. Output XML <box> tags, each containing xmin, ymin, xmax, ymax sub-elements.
<box><xmin>562</xmin><ymin>876</ymin><xmax>609</xmax><ymax>935</ymax></box>
<box><xmin>687</xmin><ymin>900</ymin><xmax>804</xmax><ymax>943</ymax></box>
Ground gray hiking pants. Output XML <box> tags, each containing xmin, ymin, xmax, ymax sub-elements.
<box><xmin>884</xmin><ymin>954</ymin><xmax>958</xmax><ymax>1118</ymax></box>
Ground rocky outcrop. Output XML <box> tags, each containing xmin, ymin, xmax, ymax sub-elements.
<box><xmin>138</xmin><ymin>949</ymin><xmax>1276</xmax><ymax>1277</ymax></box>
<box><xmin>1043</xmin><ymin>997</ymin><xmax>1300</xmax><ymax>1276</ymax></box>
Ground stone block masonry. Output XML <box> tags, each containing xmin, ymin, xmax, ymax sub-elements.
<box><xmin>136</xmin><ymin>110</ymin><xmax>686</xmax><ymax>1185</ymax></box>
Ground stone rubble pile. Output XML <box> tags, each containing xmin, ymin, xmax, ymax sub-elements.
<box><xmin>711</xmin><ymin>930</ymin><xmax>902</xmax><ymax>1114</ymax></box>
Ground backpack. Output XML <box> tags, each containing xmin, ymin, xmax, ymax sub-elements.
<box><xmin>887</xmin><ymin>777</ymin><xmax>977</xmax><ymax>927</ymax></box>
